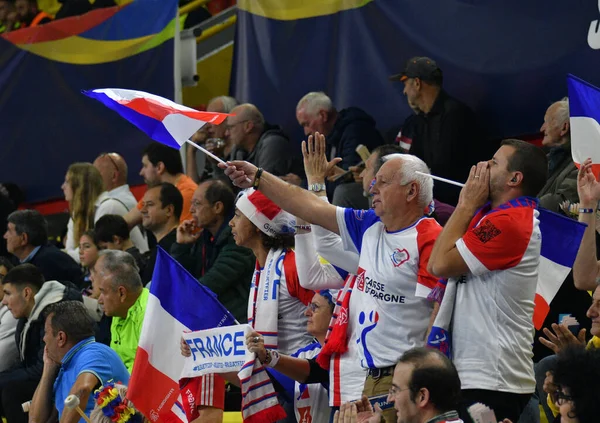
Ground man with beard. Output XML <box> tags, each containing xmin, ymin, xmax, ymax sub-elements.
<box><xmin>428</xmin><ymin>139</ymin><xmax>548</xmax><ymax>422</ymax></box>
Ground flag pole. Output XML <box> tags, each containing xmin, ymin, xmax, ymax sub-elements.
<box><xmin>185</xmin><ymin>139</ymin><xmax>226</xmax><ymax>165</ymax></box>
<box><xmin>185</xmin><ymin>139</ymin><xmax>252</xmax><ymax>183</ymax></box>
<box><xmin>415</xmin><ymin>171</ymin><xmax>465</xmax><ymax>188</ymax></box>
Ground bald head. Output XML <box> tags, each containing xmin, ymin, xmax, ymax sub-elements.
<box><xmin>230</xmin><ymin>104</ymin><xmax>265</xmax><ymax>133</ymax></box>
<box><xmin>93</xmin><ymin>153</ymin><xmax>128</xmax><ymax>191</ymax></box>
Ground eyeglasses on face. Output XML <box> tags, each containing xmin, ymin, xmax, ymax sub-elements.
<box><xmin>556</xmin><ymin>389</ymin><xmax>574</xmax><ymax>405</ymax></box>
<box><xmin>388</xmin><ymin>386</ymin><xmax>410</xmax><ymax>396</ymax></box>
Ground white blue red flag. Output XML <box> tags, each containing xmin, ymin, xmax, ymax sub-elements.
<box><xmin>567</xmin><ymin>75</ymin><xmax>600</xmax><ymax>176</ymax></box>
<box><xmin>127</xmin><ymin>248</ymin><xmax>236</xmax><ymax>423</ymax></box>
<box><xmin>83</xmin><ymin>88</ymin><xmax>229</xmax><ymax>149</ymax></box>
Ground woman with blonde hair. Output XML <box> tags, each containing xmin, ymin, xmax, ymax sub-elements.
<box><xmin>62</xmin><ymin>162</ymin><xmax>104</xmax><ymax>263</ymax></box>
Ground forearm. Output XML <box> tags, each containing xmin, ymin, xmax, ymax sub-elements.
<box><xmin>426</xmin><ymin>301</ymin><xmax>440</xmax><ymax>340</ymax></box>
<box><xmin>258</xmin><ymin>171</ymin><xmax>339</xmax><ymax>233</ymax></box>
<box><xmin>186</xmin><ymin>146</ymin><xmax>199</xmax><ymax>181</ymax></box>
<box><xmin>271</xmin><ymin>355</ymin><xmax>311</xmax><ymax>383</ymax></box>
<box><xmin>295</xmin><ymin>233</ymin><xmax>345</xmax><ymax>290</ymax></box>
<box><xmin>428</xmin><ymin>205</ymin><xmax>474</xmax><ymax>276</ymax></box>
<box><xmin>59</xmin><ymin>388</ymin><xmax>92</xmax><ymax>423</ymax></box>
<box><xmin>29</xmin><ymin>367</ymin><xmax>58</xmax><ymax>423</ymax></box>
<box><xmin>573</xmin><ymin>208</ymin><xmax>599</xmax><ymax>291</ymax></box>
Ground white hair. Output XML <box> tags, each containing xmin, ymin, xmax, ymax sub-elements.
<box><xmin>382</xmin><ymin>153</ymin><xmax>433</xmax><ymax>209</ymax></box>
<box><xmin>209</xmin><ymin>96</ymin><xmax>238</xmax><ymax>113</ymax></box>
<box><xmin>551</xmin><ymin>97</ymin><xmax>570</xmax><ymax>129</ymax></box>
<box><xmin>296</xmin><ymin>92</ymin><xmax>334</xmax><ymax>115</ymax></box>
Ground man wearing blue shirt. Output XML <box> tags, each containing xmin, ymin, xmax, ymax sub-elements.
<box><xmin>29</xmin><ymin>301</ymin><xmax>130</xmax><ymax>423</ymax></box>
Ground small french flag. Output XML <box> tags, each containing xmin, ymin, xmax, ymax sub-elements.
<box><xmin>83</xmin><ymin>88</ymin><xmax>229</xmax><ymax>149</ymax></box>
<box><xmin>567</xmin><ymin>75</ymin><xmax>600</xmax><ymax>176</ymax></box>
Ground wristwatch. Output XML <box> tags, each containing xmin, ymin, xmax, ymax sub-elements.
<box><xmin>308</xmin><ymin>183</ymin><xmax>326</xmax><ymax>192</ymax></box>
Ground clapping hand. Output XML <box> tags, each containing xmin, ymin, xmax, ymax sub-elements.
<box><xmin>539</xmin><ymin>322</ymin><xmax>586</xmax><ymax>354</ymax></box>
<box><xmin>577</xmin><ymin>157</ymin><xmax>600</xmax><ymax>208</ymax></box>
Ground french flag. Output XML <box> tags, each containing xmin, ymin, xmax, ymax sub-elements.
<box><xmin>533</xmin><ymin>208</ymin><xmax>587</xmax><ymax>329</ymax></box>
<box><xmin>127</xmin><ymin>248</ymin><xmax>236</xmax><ymax>423</ymax></box>
<box><xmin>567</xmin><ymin>75</ymin><xmax>600</xmax><ymax>176</ymax></box>
<box><xmin>83</xmin><ymin>88</ymin><xmax>229</xmax><ymax>149</ymax></box>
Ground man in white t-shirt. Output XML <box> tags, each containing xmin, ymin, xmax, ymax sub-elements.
<box><xmin>93</xmin><ymin>152</ymin><xmax>149</xmax><ymax>253</ymax></box>
<box><xmin>428</xmin><ymin>139</ymin><xmax>548</xmax><ymax>423</ymax></box>
<box><xmin>222</xmin><ymin>133</ymin><xmax>441</xmax><ymax>423</ymax></box>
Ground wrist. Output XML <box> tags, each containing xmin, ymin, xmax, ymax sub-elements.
<box><xmin>307</xmin><ymin>177</ymin><xmax>326</xmax><ymax>186</ymax></box>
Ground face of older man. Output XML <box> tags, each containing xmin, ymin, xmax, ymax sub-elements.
<box><xmin>370</xmin><ymin>159</ymin><xmax>416</xmax><ymax>221</ymax></box>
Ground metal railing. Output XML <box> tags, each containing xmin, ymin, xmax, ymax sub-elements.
<box><xmin>178</xmin><ymin>0</ymin><xmax>212</xmax><ymax>16</ymax></box>
<box><xmin>195</xmin><ymin>15</ymin><xmax>236</xmax><ymax>43</ymax></box>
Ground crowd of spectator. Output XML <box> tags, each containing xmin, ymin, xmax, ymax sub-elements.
<box><xmin>0</xmin><ymin>55</ymin><xmax>598</xmax><ymax>423</ymax></box>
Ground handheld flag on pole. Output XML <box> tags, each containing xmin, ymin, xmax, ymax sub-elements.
<box><xmin>567</xmin><ymin>75</ymin><xmax>600</xmax><ymax>177</ymax></box>
<box><xmin>83</xmin><ymin>88</ymin><xmax>230</xmax><ymax>155</ymax></box>
<box><xmin>127</xmin><ymin>248</ymin><xmax>236</xmax><ymax>423</ymax></box>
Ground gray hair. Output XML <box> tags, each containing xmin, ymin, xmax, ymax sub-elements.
<box><xmin>383</xmin><ymin>154</ymin><xmax>433</xmax><ymax>209</ymax></box>
<box><xmin>7</xmin><ymin>210</ymin><xmax>48</xmax><ymax>247</ymax></box>
<box><xmin>234</xmin><ymin>103</ymin><xmax>265</xmax><ymax>133</ymax></box>
<box><xmin>551</xmin><ymin>97</ymin><xmax>570</xmax><ymax>130</ymax></box>
<box><xmin>97</xmin><ymin>250</ymin><xmax>142</xmax><ymax>292</ymax></box>
<box><xmin>210</xmin><ymin>96</ymin><xmax>238</xmax><ymax>113</ymax></box>
<box><xmin>296</xmin><ymin>92</ymin><xmax>334</xmax><ymax>116</ymax></box>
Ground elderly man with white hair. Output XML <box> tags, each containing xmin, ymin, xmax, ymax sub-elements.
<box><xmin>221</xmin><ymin>132</ymin><xmax>442</xmax><ymax>423</ymax></box>
<box><xmin>537</xmin><ymin>97</ymin><xmax>579</xmax><ymax>212</ymax></box>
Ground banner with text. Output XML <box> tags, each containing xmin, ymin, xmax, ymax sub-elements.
<box><xmin>181</xmin><ymin>324</ymin><xmax>253</xmax><ymax>378</ymax></box>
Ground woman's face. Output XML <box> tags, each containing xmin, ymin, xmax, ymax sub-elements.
<box><xmin>79</xmin><ymin>235</ymin><xmax>99</xmax><ymax>268</ymax></box>
<box><xmin>305</xmin><ymin>293</ymin><xmax>333</xmax><ymax>338</ymax></box>
<box><xmin>229</xmin><ymin>208</ymin><xmax>258</xmax><ymax>248</ymax></box>
<box><xmin>61</xmin><ymin>173</ymin><xmax>73</xmax><ymax>203</ymax></box>
<box><xmin>557</xmin><ymin>387</ymin><xmax>578</xmax><ymax>423</ymax></box>
<box><xmin>0</xmin><ymin>265</ymin><xmax>8</xmax><ymax>301</ymax></box>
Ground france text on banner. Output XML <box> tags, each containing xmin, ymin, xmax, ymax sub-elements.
<box><xmin>181</xmin><ymin>324</ymin><xmax>254</xmax><ymax>378</ymax></box>
<box><xmin>567</xmin><ymin>74</ymin><xmax>600</xmax><ymax>177</ymax></box>
<box><xmin>128</xmin><ymin>247</ymin><xmax>236</xmax><ymax>423</ymax></box>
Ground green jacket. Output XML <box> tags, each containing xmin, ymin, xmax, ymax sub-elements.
<box><xmin>171</xmin><ymin>223</ymin><xmax>255</xmax><ymax>323</ymax></box>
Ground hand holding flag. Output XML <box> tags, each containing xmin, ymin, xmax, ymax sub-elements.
<box><xmin>577</xmin><ymin>157</ymin><xmax>600</xmax><ymax>208</ymax></box>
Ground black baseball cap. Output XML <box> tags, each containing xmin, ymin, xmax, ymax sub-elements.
<box><xmin>390</xmin><ymin>57</ymin><xmax>443</xmax><ymax>84</ymax></box>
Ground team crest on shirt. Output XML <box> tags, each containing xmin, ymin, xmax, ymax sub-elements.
<box><xmin>390</xmin><ymin>248</ymin><xmax>410</xmax><ymax>267</ymax></box>
<box><xmin>297</xmin><ymin>407</ymin><xmax>312</xmax><ymax>423</ymax></box>
<box><xmin>356</xmin><ymin>267</ymin><xmax>366</xmax><ymax>291</ymax></box>
<box><xmin>354</xmin><ymin>209</ymin><xmax>366</xmax><ymax>220</ymax></box>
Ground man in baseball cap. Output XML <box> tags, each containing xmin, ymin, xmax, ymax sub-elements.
<box><xmin>390</xmin><ymin>56</ymin><xmax>494</xmax><ymax>206</ymax></box>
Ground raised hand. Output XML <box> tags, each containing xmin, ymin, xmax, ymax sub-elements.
<box><xmin>219</xmin><ymin>160</ymin><xmax>258</xmax><ymax>189</ymax></box>
<box><xmin>302</xmin><ymin>132</ymin><xmax>341</xmax><ymax>185</ymax></box>
<box><xmin>176</xmin><ymin>220</ymin><xmax>200</xmax><ymax>244</ymax></box>
<box><xmin>539</xmin><ymin>322</ymin><xmax>586</xmax><ymax>354</ymax></box>
<box><xmin>577</xmin><ymin>158</ymin><xmax>600</xmax><ymax>208</ymax></box>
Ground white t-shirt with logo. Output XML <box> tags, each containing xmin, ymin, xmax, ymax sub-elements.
<box><xmin>336</xmin><ymin>208</ymin><xmax>441</xmax><ymax>369</ymax></box>
<box><xmin>453</xmin><ymin>200</ymin><xmax>540</xmax><ymax>393</ymax></box>
<box><xmin>292</xmin><ymin>343</ymin><xmax>329</xmax><ymax>423</ymax></box>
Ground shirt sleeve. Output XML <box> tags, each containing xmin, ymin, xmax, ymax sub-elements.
<box><xmin>455</xmin><ymin>210</ymin><xmax>534</xmax><ymax>276</ymax></box>
<box><xmin>294</xmin><ymin>233</ymin><xmax>347</xmax><ymax>290</ymax></box>
<box><xmin>415</xmin><ymin>219</ymin><xmax>442</xmax><ymax>298</ymax></box>
<box><xmin>335</xmin><ymin>207</ymin><xmax>379</xmax><ymax>254</ymax></box>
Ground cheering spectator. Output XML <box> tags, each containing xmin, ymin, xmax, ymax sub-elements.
<box><xmin>222</xmin><ymin>132</ymin><xmax>442</xmax><ymax>423</ymax></box>
<box><xmin>428</xmin><ymin>140</ymin><xmax>548</xmax><ymax>422</ymax></box>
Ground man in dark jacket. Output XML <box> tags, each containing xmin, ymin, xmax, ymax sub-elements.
<box><xmin>171</xmin><ymin>179</ymin><xmax>254</xmax><ymax>322</ymax></box>
<box><xmin>296</xmin><ymin>92</ymin><xmax>384</xmax><ymax>206</ymax></box>
<box><xmin>227</xmin><ymin>103</ymin><xmax>303</xmax><ymax>179</ymax></box>
<box><xmin>0</xmin><ymin>264</ymin><xmax>82</xmax><ymax>423</ymax></box>
<box><xmin>391</xmin><ymin>56</ymin><xmax>495</xmax><ymax>206</ymax></box>
<box><xmin>4</xmin><ymin>210</ymin><xmax>83</xmax><ymax>288</ymax></box>
<box><xmin>537</xmin><ymin>98</ymin><xmax>579</xmax><ymax>212</ymax></box>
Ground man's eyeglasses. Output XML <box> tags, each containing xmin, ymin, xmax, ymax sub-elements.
<box><xmin>388</xmin><ymin>386</ymin><xmax>410</xmax><ymax>396</ymax></box>
<box><xmin>225</xmin><ymin>119</ymin><xmax>250</xmax><ymax>130</ymax></box>
<box><xmin>556</xmin><ymin>389</ymin><xmax>574</xmax><ymax>405</ymax></box>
